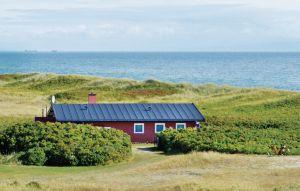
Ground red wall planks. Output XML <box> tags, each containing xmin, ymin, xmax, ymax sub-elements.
<box><xmin>91</xmin><ymin>121</ymin><xmax>196</xmax><ymax>143</ymax></box>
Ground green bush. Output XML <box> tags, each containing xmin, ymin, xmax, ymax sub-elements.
<box><xmin>233</xmin><ymin>118</ymin><xmax>288</xmax><ymax>129</ymax></box>
<box><xmin>0</xmin><ymin>122</ymin><xmax>131</xmax><ymax>166</ymax></box>
<box><xmin>206</xmin><ymin>115</ymin><xmax>291</xmax><ymax>129</ymax></box>
<box><xmin>20</xmin><ymin>147</ymin><xmax>46</xmax><ymax>166</ymax></box>
<box><xmin>157</xmin><ymin>126</ymin><xmax>300</xmax><ymax>155</ymax></box>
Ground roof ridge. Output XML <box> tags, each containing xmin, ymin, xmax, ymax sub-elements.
<box><xmin>54</xmin><ymin>102</ymin><xmax>195</xmax><ymax>105</ymax></box>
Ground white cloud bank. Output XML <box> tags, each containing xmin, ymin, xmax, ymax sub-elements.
<box><xmin>2</xmin><ymin>0</ymin><xmax>300</xmax><ymax>10</ymax></box>
<box><xmin>0</xmin><ymin>0</ymin><xmax>300</xmax><ymax>51</ymax></box>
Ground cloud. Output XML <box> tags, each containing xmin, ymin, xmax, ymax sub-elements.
<box><xmin>0</xmin><ymin>0</ymin><xmax>300</xmax><ymax>51</ymax></box>
<box><xmin>1</xmin><ymin>0</ymin><xmax>300</xmax><ymax>11</ymax></box>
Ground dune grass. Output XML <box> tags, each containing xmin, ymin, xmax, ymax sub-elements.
<box><xmin>0</xmin><ymin>144</ymin><xmax>299</xmax><ymax>191</ymax></box>
<box><xmin>0</xmin><ymin>73</ymin><xmax>299</xmax><ymax>127</ymax></box>
<box><xmin>0</xmin><ymin>73</ymin><xmax>299</xmax><ymax>190</ymax></box>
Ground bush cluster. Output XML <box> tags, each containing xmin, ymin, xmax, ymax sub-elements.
<box><xmin>0</xmin><ymin>122</ymin><xmax>131</xmax><ymax>166</ymax></box>
<box><xmin>157</xmin><ymin>126</ymin><xmax>299</xmax><ymax>155</ymax></box>
<box><xmin>206</xmin><ymin>115</ymin><xmax>291</xmax><ymax>129</ymax></box>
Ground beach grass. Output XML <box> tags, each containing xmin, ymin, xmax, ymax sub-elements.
<box><xmin>0</xmin><ymin>73</ymin><xmax>299</xmax><ymax>127</ymax></box>
<box><xmin>0</xmin><ymin>73</ymin><xmax>299</xmax><ymax>191</ymax></box>
<box><xmin>0</xmin><ymin>144</ymin><xmax>299</xmax><ymax>191</ymax></box>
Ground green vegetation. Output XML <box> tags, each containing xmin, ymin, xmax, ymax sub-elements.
<box><xmin>0</xmin><ymin>145</ymin><xmax>299</xmax><ymax>191</ymax></box>
<box><xmin>0</xmin><ymin>122</ymin><xmax>131</xmax><ymax>166</ymax></box>
<box><xmin>157</xmin><ymin>127</ymin><xmax>299</xmax><ymax>155</ymax></box>
<box><xmin>0</xmin><ymin>73</ymin><xmax>299</xmax><ymax>153</ymax></box>
<box><xmin>0</xmin><ymin>73</ymin><xmax>299</xmax><ymax>190</ymax></box>
<box><xmin>0</xmin><ymin>73</ymin><xmax>299</xmax><ymax>128</ymax></box>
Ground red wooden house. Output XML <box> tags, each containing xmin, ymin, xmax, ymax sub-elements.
<box><xmin>35</xmin><ymin>93</ymin><xmax>205</xmax><ymax>143</ymax></box>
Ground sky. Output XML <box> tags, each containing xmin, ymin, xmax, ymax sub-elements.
<box><xmin>0</xmin><ymin>0</ymin><xmax>300</xmax><ymax>51</ymax></box>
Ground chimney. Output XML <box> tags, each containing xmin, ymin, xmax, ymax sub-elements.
<box><xmin>88</xmin><ymin>92</ymin><xmax>97</xmax><ymax>104</ymax></box>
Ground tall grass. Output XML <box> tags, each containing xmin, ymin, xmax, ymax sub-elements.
<box><xmin>0</xmin><ymin>145</ymin><xmax>299</xmax><ymax>191</ymax></box>
<box><xmin>0</xmin><ymin>74</ymin><xmax>299</xmax><ymax>191</ymax></box>
<box><xmin>0</xmin><ymin>73</ymin><xmax>299</xmax><ymax>129</ymax></box>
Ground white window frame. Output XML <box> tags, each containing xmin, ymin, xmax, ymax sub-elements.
<box><xmin>134</xmin><ymin>123</ymin><xmax>144</xmax><ymax>134</ymax></box>
<box><xmin>176</xmin><ymin>123</ymin><xmax>186</xmax><ymax>130</ymax></box>
<box><xmin>155</xmin><ymin>123</ymin><xmax>166</xmax><ymax>133</ymax></box>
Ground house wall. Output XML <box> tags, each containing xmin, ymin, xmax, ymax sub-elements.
<box><xmin>34</xmin><ymin>118</ymin><xmax>196</xmax><ymax>143</ymax></box>
<box><xmin>91</xmin><ymin>121</ymin><xmax>196</xmax><ymax>143</ymax></box>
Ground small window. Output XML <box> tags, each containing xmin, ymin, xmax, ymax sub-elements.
<box><xmin>155</xmin><ymin>123</ymin><xmax>165</xmax><ymax>133</ymax></box>
<box><xmin>176</xmin><ymin>123</ymin><xmax>186</xmax><ymax>130</ymax></box>
<box><xmin>134</xmin><ymin>123</ymin><xmax>144</xmax><ymax>134</ymax></box>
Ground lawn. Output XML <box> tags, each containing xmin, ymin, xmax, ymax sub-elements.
<box><xmin>0</xmin><ymin>144</ymin><xmax>299</xmax><ymax>191</ymax></box>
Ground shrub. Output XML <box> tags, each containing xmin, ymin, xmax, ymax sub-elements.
<box><xmin>157</xmin><ymin>126</ymin><xmax>300</xmax><ymax>155</ymax></box>
<box><xmin>0</xmin><ymin>122</ymin><xmax>131</xmax><ymax>166</ymax></box>
<box><xmin>20</xmin><ymin>147</ymin><xmax>46</xmax><ymax>166</ymax></box>
<box><xmin>234</xmin><ymin>119</ymin><xmax>288</xmax><ymax>129</ymax></box>
<box><xmin>206</xmin><ymin>116</ymin><xmax>290</xmax><ymax>129</ymax></box>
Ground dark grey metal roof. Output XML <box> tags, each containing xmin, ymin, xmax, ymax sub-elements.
<box><xmin>52</xmin><ymin>103</ymin><xmax>205</xmax><ymax>122</ymax></box>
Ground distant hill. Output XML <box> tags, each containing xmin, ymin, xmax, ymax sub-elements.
<box><xmin>0</xmin><ymin>73</ymin><xmax>299</xmax><ymax>129</ymax></box>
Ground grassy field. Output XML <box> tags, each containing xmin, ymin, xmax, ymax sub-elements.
<box><xmin>0</xmin><ymin>73</ymin><xmax>299</xmax><ymax>190</ymax></box>
<box><xmin>0</xmin><ymin>144</ymin><xmax>299</xmax><ymax>191</ymax></box>
<box><xmin>0</xmin><ymin>73</ymin><xmax>299</xmax><ymax>126</ymax></box>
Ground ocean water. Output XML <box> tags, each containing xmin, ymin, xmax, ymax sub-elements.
<box><xmin>0</xmin><ymin>52</ymin><xmax>299</xmax><ymax>91</ymax></box>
